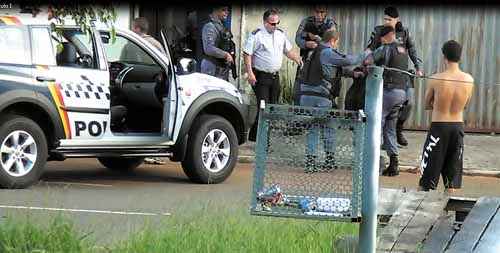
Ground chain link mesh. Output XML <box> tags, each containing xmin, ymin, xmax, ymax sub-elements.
<box><xmin>251</xmin><ymin>104</ymin><xmax>366</xmax><ymax>222</ymax></box>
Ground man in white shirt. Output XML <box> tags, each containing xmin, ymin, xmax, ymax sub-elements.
<box><xmin>131</xmin><ymin>17</ymin><xmax>166</xmax><ymax>55</ymax></box>
<box><xmin>243</xmin><ymin>8</ymin><xmax>302</xmax><ymax>141</ymax></box>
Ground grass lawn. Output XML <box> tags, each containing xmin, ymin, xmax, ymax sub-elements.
<box><xmin>0</xmin><ymin>202</ymin><xmax>358</xmax><ymax>253</ymax></box>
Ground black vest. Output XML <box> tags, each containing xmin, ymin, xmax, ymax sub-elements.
<box><xmin>201</xmin><ymin>19</ymin><xmax>232</xmax><ymax>67</ymax></box>
<box><xmin>299</xmin><ymin>45</ymin><xmax>342</xmax><ymax>98</ymax></box>
<box><xmin>301</xmin><ymin>44</ymin><xmax>327</xmax><ymax>86</ymax></box>
<box><xmin>383</xmin><ymin>43</ymin><xmax>409</xmax><ymax>90</ymax></box>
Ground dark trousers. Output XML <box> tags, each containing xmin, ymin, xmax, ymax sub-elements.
<box><xmin>381</xmin><ymin>88</ymin><xmax>406</xmax><ymax>156</ymax></box>
<box><xmin>397</xmin><ymin>87</ymin><xmax>414</xmax><ymax>126</ymax></box>
<box><xmin>248</xmin><ymin>69</ymin><xmax>280</xmax><ymax>141</ymax></box>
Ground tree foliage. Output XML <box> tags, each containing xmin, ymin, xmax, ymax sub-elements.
<box><xmin>21</xmin><ymin>3</ymin><xmax>117</xmax><ymax>51</ymax></box>
<box><xmin>49</xmin><ymin>4</ymin><xmax>117</xmax><ymax>40</ymax></box>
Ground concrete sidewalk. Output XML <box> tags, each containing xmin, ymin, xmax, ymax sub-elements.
<box><xmin>238</xmin><ymin>131</ymin><xmax>500</xmax><ymax>176</ymax></box>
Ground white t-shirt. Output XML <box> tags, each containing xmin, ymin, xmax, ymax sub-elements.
<box><xmin>243</xmin><ymin>26</ymin><xmax>292</xmax><ymax>73</ymax></box>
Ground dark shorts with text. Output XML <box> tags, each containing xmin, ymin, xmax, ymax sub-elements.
<box><xmin>419</xmin><ymin>122</ymin><xmax>464</xmax><ymax>191</ymax></box>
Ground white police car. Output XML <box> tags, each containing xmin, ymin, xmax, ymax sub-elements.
<box><xmin>0</xmin><ymin>16</ymin><xmax>252</xmax><ymax>188</ymax></box>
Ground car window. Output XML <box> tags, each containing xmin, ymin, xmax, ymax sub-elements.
<box><xmin>101</xmin><ymin>33</ymin><xmax>157</xmax><ymax>66</ymax></box>
<box><xmin>31</xmin><ymin>27</ymin><xmax>56</xmax><ymax>66</ymax></box>
<box><xmin>50</xmin><ymin>28</ymin><xmax>99</xmax><ymax>69</ymax></box>
<box><xmin>0</xmin><ymin>26</ymin><xmax>30</xmax><ymax>65</ymax></box>
<box><xmin>72</xmin><ymin>32</ymin><xmax>95</xmax><ymax>58</ymax></box>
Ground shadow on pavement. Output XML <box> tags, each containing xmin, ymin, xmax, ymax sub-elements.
<box><xmin>40</xmin><ymin>163</ymin><xmax>192</xmax><ymax>185</ymax></box>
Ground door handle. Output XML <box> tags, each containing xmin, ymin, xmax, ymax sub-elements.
<box><xmin>36</xmin><ymin>76</ymin><xmax>56</xmax><ymax>82</ymax></box>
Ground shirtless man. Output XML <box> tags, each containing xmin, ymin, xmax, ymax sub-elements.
<box><xmin>418</xmin><ymin>40</ymin><xmax>474</xmax><ymax>193</ymax></box>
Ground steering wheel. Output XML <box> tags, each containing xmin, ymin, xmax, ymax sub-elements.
<box><xmin>114</xmin><ymin>65</ymin><xmax>134</xmax><ymax>89</ymax></box>
<box><xmin>77</xmin><ymin>54</ymin><xmax>93</xmax><ymax>68</ymax></box>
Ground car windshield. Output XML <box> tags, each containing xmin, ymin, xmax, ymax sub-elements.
<box><xmin>100</xmin><ymin>31</ymin><xmax>169</xmax><ymax>67</ymax></box>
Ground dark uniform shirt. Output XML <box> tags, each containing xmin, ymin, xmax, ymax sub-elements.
<box><xmin>367</xmin><ymin>25</ymin><xmax>422</xmax><ymax>71</ymax></box>
<box><xmin>371</xmin><ymin>41</ymin><xmax>410</xmax><ymax>89</ymax></box>
<box><xmin>320</xmin><ymin>44</ymin><xmax>369</xmax><ymax>91</ymax></box>
<box><xmin>295</xmin><ymin>16</ymin><xmax>337</xmax><ymax>57</ymax></box>
<box><xmin>202</xmin><ymin>15</ymin><xmax>227</xmax><ymax>60</ymax></box>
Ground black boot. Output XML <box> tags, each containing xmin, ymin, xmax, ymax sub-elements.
<box><xmin>305</xmin><ymin>154</ymin><xmax>318</xmax><ymax>173</ymax></box>
<box><xmin>379</xmin><ymin>156</ymin><xmax>386</xmax><ymax>175</ymax></box>
<box><xmin>382</xmin><ymin>155</ymin><xmax>399</xmax><ymax>176</ymax></box>
<box><xmin>396</xmin><ymin>121</ymin><xmax>408</xmax><ymax>146</ymax></box>
<box><xmin>322</xmin><ymin>152</ymin><xmax>338</xmax><ymax>171</ymax></box>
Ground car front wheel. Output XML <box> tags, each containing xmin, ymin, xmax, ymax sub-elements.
<box><xmin>0</xmin><ymin>115</ymin><xmax>48</xmax><ymax>188</ymax></box>
<box><xmin>182</xmin><ymin>114</ymin><xmax>238</xmax><ymax>184</ymax></box>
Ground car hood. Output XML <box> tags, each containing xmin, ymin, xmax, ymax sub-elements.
<box><xmin>176</xmin><ymin>73</ymin><xmax>242</xmax><ymax>103</ymax></box>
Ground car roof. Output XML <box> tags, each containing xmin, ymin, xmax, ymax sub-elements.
<box><xmin>0</xmin><ymin>15</ymin><xmax>47</xmax><ymax>26</ymax></box>
<box><xmin>0</xmin><ymin>15</ymin><xmax>129</xmax><ymax>30</ymax></box>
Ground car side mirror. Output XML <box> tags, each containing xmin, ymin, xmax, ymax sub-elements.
<box><xmin>176</xmin><ymin>58</ymin><xmax>197</xmax><ymax>75</ymax></box>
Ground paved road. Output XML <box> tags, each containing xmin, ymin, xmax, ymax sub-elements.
<box><xmin>0</xmin><ymin>159</ymin><xmax>499</xmax><ymax>244</ymax></box>
<box><xmin>0</xmin><ymin>159</ymin><xmax>254</xmax><ymax>244</ymax></box>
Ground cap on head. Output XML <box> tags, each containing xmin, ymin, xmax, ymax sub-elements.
<box><xmin>313</xmin><ymin>5</ymin><xmax>328</xmax><ymax>12</ymax></box>
<box><xmin>212</xmin><ymin>5</ymin><xmax>229</xmax><ymax>12</ymax></box>
<box><xmin>384</xmin><ymin>6</ymin><xmax>399</xmax><ymax>18</ymax></box>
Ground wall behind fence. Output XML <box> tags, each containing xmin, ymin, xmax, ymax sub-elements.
<box><xmin>235</xmin><ymin>4</ymin><xmax>500</xmax><ymax>133</ymax></box>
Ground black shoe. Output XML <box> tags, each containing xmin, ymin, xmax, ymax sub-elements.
<box><xmin>382</xmin><ymin>155</ymin><xmax>399</xmax><ymax>176</ymax></box>
<box><xmin>322</xmin><ymin>152</ymin><xmax>338</xmax><ymax>171</ymax></box>
<box><xmin>305</xmin><ymin>154</ymin><xmax>318</xmax><ymax>173</ymax></box>
<box><xmin>396</xmin><ymin>122</ymin><xmax>408</xmax><ymax>146</ymax></box>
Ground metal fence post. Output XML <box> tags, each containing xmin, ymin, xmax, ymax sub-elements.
<box><xmin>359</xmin><ymin>66</ymin><xmax>384</xmax><ymax>253</ymax></box>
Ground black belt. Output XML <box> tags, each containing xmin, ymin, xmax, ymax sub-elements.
<box><xmin>383</xmin><ymin>83</ymin><xmax>406</xmax><ymax>90</ymax></box>
<box><xmin>298</xmin><ymin>90</ymin><xmax>332</xmax><ymax>99</ymax></box>
<box><xmin>253</xmin><ymin>68</ymin><xmax>279</xmax><ymax>78</ymax></box>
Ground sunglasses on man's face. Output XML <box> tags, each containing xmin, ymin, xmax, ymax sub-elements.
<box><xmin>268</xmin><ymin>21</ymin><xmax>280</xmax><ymax>26</ymax></box>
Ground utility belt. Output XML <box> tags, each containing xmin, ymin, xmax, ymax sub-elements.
<box><xmin>253</xmin><ymin>68</ymin><xmax>279</xmax><ymax>80</ymax></box>
<box><xmin>383</xmin><ymin>82</ymin><xmax>406</xmax><ymax>90</ymax></box>
<box><xmin>297</xmin><ymin>82</ymin><xmax>335</xmax><ymax>99</ymax></box>
<box><xmin>383</xmin><ymin>73</ymin><xmax>408</xmax><ymax>90</ymax></box>
<box><xmin>299</xmin><ymin>90</ymin><xmax>331</xmax><ymax>99</ymax></box>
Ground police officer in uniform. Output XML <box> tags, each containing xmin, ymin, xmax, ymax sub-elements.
<box><xmin>201</xmin><ymin>6</ymin><xmax>234</xmax><ymax>81</ymax></box>
<box><xmin>367</xmin><ymin>6</ymin><xmax>423</xmax><ymax>147</ymax></box>
<box><xmin>243</xmin><ymin>8</ymin><xmax>303</xmax><ymax>141</ymax></box>
<box><xmin>293</xmin><ymin>5</ymin><xmax>337</xmax><ymax>105</ymax></box>
<box><xmin>366</xmin><ymin>25</ymin><xmax>410</xmax><ymax>176</ymax></box>
<box><xmin>298</xmin><ymin>29</ymin><xmax>368</xmax><ymax>171</ymax></box>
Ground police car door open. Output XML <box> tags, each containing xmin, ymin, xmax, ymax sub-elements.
<box><xmin>40</xmin><ymin>27</ymin><xmax>111</xmax><ymax>141</ymax></box>
<box><xmin>160</xmin><ymin>29</ymin><xmax>178</xmax><ymax>141</ymax></box>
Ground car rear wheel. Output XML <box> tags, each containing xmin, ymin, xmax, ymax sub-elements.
<box><xmin>0</xmin><ymin>115</ymin><xmax>48</xmax><ymax>188</ymax></box>
<box><xmin>182</xmin><ymin>114</ymin><xmax>238</xmax><ymax>184</ymax></box>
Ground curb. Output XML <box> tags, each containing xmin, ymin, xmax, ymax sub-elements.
<box><xmin>237</xmin><ymin>155</ymin><xmax>500</xmax><ymax>178</ymax></box>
